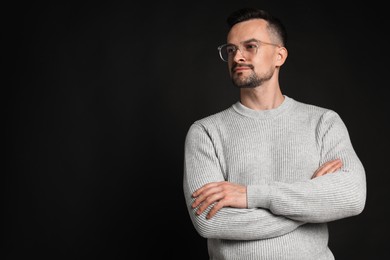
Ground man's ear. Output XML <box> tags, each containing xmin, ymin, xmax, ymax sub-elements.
<box><xmin>276</xmin><ymin>47</ymin><xmax>288</xmax><ymax>66</ymax></box>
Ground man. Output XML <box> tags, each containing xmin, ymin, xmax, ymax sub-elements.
<box><xmin>183</xmin><ymin>7</ymin><xmax>366</xmax><ymax>260</ymax></box>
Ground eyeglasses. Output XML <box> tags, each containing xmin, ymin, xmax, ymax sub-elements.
<box><xmin>217</xmin><ymin>39</ymin><xmax>280</xmax><ymax>62</ymax></box>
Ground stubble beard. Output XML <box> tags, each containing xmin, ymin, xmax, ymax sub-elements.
<box><xmin>232</xmin><ymin>66</ymin><xmax>274</xmax><ymax>89</ymax></box>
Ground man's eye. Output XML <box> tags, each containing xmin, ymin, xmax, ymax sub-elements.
<box><xmin>226</xmin><ymin>46</ymin><xmax>236</xmax><ymax>53</ymax></box>
<box><xmin>245</xmin><ymin>44</ymin><xmax>257</xmax><ymax>50</ymax></box>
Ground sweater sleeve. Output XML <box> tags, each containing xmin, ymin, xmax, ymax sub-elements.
<box><xmin>248</xmin><ymin>110</ymin><xmax>367</xmax><ymax>223</ymax></box>
<box><xmin>183</xmin><ymin>123</ymin><xmax>304</xmax><ymax>240</ymax></box>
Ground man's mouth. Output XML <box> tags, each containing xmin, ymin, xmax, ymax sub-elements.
<box><xmin>232</xmin><ymin>64</ymin><xmax>254</xmax><ymax>73</ymax></box>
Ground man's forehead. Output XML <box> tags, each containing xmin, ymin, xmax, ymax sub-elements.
<box><xmin>227</xmin><ymin>19</ymin><xmax>269</xmax><ymax>43</ymax></box>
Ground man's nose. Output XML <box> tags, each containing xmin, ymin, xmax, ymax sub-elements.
<box><xmin>233</xmin><ymin>48</ymin><xmax>246</xmax><ymax>62</ymax></box>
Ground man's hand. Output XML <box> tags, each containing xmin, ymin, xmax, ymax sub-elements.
<box><xmin>192</xmin><ymin>159</ymin><xmax>342</xmax><ymax>219</ymax></box>
<box><xmin>192</xmin><ymin>181</ymin><xmax>247</xmax><ymax>219</ymax></box>
<box><xmin>312</xmin><ymin>159</ymin><xmax>343</xmax><ymax>179</ymax></box>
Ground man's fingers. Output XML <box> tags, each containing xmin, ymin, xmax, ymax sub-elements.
<box><xmin>195</xmin><ymin>192</ymin><xmax>224</xmax><ymax>216</ymax></box>
<box><xmin>326</xmin><ymin>161</ymin><xmax>343</xmax><ymax>174</ymax></box>
<box><xmin>318</xmin><ymin>159</ymin><xmax>342</xmax><ymax>177</ymax></box>
<box><xmin>192</xmin><ymin>185</ymin><xmax>223</xmax><ymax>208</ymax></box>
<box><xmin>191</xmin><ymin>181</ymin><xmax>247</xmax><ymax>219</ymax></box>
<box><xmin>312</xmin><ymin>159</ymin><xmax>343</xmax><ymax>178</ymax></box>
<box><xmin>192</xmin><ymin>181</ymin><xmax>224</xmax><ymax>197</ymax></box>
<box><xmin>207</xmin><ymin>201</ymin><xmax>224</xmax><ymax>219</ymax></box>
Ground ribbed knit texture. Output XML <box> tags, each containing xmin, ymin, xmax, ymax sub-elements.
<box><xmin>183</xmin><ymin>96</ymin><xmax>366</xmax><ymax>260</ymax></box>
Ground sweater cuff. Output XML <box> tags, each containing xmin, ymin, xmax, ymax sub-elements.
<box><xmin>247</xmin><ymin>184</ymin><xmax>271</xmax><ymax>209</ymax></box>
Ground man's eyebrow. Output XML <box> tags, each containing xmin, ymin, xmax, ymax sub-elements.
<box><xmin>241</xmin><ymin>38</ymin><xmax>259</xmax><ymax>44</ymax></box>
<box><xmin>227</xmin><ymin>38</ymin><xmax>259</xmax><ymax>45</ymax></box>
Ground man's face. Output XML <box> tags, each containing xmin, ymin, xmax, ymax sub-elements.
<box><xmin>226</xmin><ymin>19</ymin><xmax>280</xmax><ymax>89</ymax></box>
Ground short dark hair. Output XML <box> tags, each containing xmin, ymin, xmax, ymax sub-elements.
<box><xmin>226</xmin><ymin>8</ymin><xmax>287</xmax><ymax>46</ymax></box>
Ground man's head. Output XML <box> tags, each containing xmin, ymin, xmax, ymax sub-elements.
<box><xmin>227</xmin><ymin>8</ymin><xmax>287</xmax><ymax>47</ymax></box>
<box><xmin>220</xmin><ymin>8</ymin><xmax>288</xmax><ymax>89</ymax></box>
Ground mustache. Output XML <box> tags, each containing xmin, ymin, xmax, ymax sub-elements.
<box><xmin>231</xmin><ymin>63</ymin><xmax>254</xmax><ymax>73</ymax></box>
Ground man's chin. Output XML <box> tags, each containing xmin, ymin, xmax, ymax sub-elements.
<box><xmin>232</xmin><ymin>78</ymin><xmax>259</xmax><ymax>89</ymax></box>
<box><xmin>232</xmin><ymin>77</ymin><xmax>246</xmax><ymax>87</ymax></box>
<box><xmin>233</xmin><ymin>82</ymin><xmax>257</xmax><ymax>89</ymax></box>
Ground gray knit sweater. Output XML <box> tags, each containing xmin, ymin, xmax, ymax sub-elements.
<box><xmin>183</xmin><ymin>96</ymin><xmax>366</xmax><ymax>260</ymax></box>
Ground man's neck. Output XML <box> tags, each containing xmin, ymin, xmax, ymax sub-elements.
<box><xmin>239</xmin><ymin>86</ymin><xmax>284</xmax><ymax>111</ymax></box>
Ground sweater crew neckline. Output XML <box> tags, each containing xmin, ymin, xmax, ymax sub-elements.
<box><xmin>232</xmin><ymin>95</ymin><xmax>293</xmax><ymax>119</ymax></box>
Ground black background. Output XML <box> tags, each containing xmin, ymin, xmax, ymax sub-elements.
<box><xmin>5</xmin><ymin>1</ymin><xmax>389</xmax><ymax>259</ymax></box>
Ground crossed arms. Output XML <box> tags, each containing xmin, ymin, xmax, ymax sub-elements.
<box><xmin>183</xmin><ymin>111</ymin><xmax>366</xmax><ymax>240</ymax></box>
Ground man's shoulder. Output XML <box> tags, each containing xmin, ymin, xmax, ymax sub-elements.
<box><xmin>291</xmin><ymin>97</ymin><xmax>335</xmax><ymax>116</ymax></box>
<box><xmin>288</xmin><ymin>97</ymin><xmax>346</xmax><ymax>129</ymax></box>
